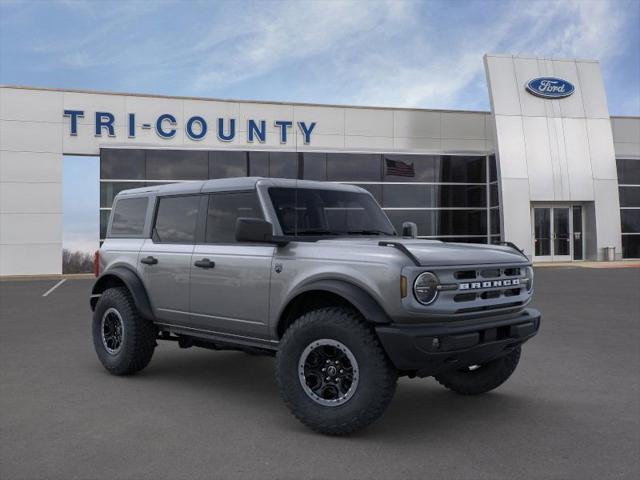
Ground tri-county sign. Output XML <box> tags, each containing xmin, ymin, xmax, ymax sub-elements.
<box><xmin>63</xmin><ymin>110</ymin><xmax>317</xmax><ymax>144</ymax></box>
<box><xmin>525</xmin><ymin>77</ymin><xmax>575</xmax><ymax>99</ymax></box>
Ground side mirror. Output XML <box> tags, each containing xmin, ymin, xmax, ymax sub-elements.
<box><xmin>402</xmin><ymin>221</ymin><xmax>418</xmax><ymax>238</ymax></box>
<box><xmin>235</xmin><ymin>218</ymin><xmax>288</xmax><ymax>245</ymax></box>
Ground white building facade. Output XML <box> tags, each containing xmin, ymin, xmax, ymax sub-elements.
<box><xmin>1</xmin><ymin>54</ymin><xmax>639</xmax><ymax>275</ymax></box>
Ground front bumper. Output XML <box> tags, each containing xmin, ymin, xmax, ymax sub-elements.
<box><xmin>375</xmin><ymin>308</ymin><xmax>541</xmax><ymax>377</ymax></box>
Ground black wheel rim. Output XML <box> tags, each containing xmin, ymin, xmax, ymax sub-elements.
<box><xmin>101</xmin><ymin>307</ymin><xmax>124</xmax><ymax>355</ymax></box>
<box><xmin>298</xmin><ymin>339</ymin><xmax>359</xmax><ymax>407</ymax></box>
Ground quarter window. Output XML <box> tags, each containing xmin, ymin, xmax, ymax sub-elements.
<box><xmin>205</xmin><ymin>192</ymin><xmax>263</xmax><ymax>243</ymax></box>
<box><xmin>109</xmin><ymin>197</ymin><xmax>148</xmax><ymax>237</ymax></box>
<box><xmin>153</xmin><ymin>195</ymin><xmax>200</xmax><ymax>243</ymax></box>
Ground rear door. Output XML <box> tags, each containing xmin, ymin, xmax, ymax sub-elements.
<box><xmin>189</xmin><ymin>191</ymin><xmax>274</xmax><ymax>338</ymax></box>
<box><xmin>140</xmin><ymin>194</ymin><xmax>203</xmax><ymax>325</ymax></box>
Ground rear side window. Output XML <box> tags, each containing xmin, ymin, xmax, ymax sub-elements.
<box><xmin>154</xmin><ymin>195</ymin><xmax>200</xmax><ymax>243</ymax></box>
<box><xmin>110</xmin><ymin>197</ymin><xmax>148</xmax><ymax>237</ymax></box>
<box><xmin>205</xmin><ymin>191</ymin><xmax>263</xmax><ymax>243</ymax></box>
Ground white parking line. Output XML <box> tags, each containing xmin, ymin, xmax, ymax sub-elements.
<box><xmin>42</xmin><ymin>279</ymin><xmax>67</xmax><ymax>297</ymax></box>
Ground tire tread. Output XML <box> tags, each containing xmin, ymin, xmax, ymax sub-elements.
<box><xmin>92</xmin><ymin>287</ymin><xmax>156</xmax><ymax>376</ymax></box>
<box><xmin>275</xmin><ymin>307</ymin><xmax>397</xmax><ymax>435</ymax></box>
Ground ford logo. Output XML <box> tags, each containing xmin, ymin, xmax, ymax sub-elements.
<box><xmin>526</xmin><ymin>77</ymin><xmax>575</xmax><ymax>99</ymax></box>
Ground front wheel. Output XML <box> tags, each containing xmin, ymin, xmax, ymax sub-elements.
<box><xmin>275</xmin><ymin>307</ymin><xmax>397</xmax><ymax>436</ymax></box>
<box><xmin>434</xmin><ymin>347</ymin><xmax>521</xmax><ymax>395</ymax></box>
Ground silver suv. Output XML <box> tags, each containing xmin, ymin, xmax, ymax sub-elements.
<box><xmin>91</xmin><ymin>177</ymin><xmax>540</xmax><ymax>435</ymax></box>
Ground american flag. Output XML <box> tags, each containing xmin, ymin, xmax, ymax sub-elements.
<box><xmin>385</xmin><ymin>158</ymin><xmax>415</xmax><ymax>177</ymax></box>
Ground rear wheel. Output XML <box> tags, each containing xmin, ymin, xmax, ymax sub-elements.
<box><xmin>275</xmin><ymin>307</ymin><xmax>397</xmax><ymax>435</ymax></box>
<box><xmin>434</xmin><ymin>347</ymin><xmax>521</xmax><ymax>395</ymax></box>
<box><xmin>92</xmin><ymin>287</ymin><xmax>157</xmax><ymax>375</ymax></box>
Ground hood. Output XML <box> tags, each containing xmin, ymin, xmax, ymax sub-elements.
<box><xmin>314</xmin><ymin>237</ymin><xmax>528</xmax><ymax>266</ymax></box>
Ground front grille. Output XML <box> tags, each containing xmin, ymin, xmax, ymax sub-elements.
<box><xmin>430</xmin><ymin>264</ymin><xmax>530</xmax><ymax>315</ymax></box>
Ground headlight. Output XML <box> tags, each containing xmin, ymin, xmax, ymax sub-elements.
<box><xmin>413</xmin><ymin>272</ymin><xmax>440</xmax><ymax>305</ymax></box>
<box><xmin>525</xmin><ymin>266</ymin><xmax>534</xmax><ymax>293</ymax></box>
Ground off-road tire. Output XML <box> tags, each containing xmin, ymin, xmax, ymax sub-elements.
<box><xmin>434</xmin><ymin>347</ymin><xmax>521</xmax><ymax>395</ymax></box>
<box><xmin>275</xmin><ymin>307</ymin><xmax>398</xmax><ymax>436</ymax></box>
<box><xmin>92</xmin><ymin>287</ymin><xmax>157</xmax><ymax>375</ymax></box>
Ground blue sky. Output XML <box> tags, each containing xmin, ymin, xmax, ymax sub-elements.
<box><xmin>1</xmin><ymin>0</ymin><xmax>639</xmax><ymax>253</ymax></box>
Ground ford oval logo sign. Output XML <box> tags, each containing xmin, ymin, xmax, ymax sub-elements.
<box><xmin>526</xmin><ymin>77</ymin><xmax>575</xmax><ymax>99</ymax></box>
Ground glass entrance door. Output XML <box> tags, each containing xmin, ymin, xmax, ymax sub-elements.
<box><xmin>552</xmin><ymin>207</ymin><xmax>571</xmax><ymax>261</ymax></box>
<box><xmin>533</xmin><ymin>205</ymin><xmax>583</xmax><ymax>261</ymax></box>
<box><xmin>534</xmin><ymin>208</ymin><xmax>552</xmax><ymax>260</ymax></box>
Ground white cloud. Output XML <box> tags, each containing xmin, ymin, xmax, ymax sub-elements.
<box><xmin>330</xmin><ymin>0</ymin><xmax>629</xmax><ymax>108</ymax></box>
<box><xmin>186</xmin><ymin>1</ymin><xmax>415</xmax><ymax>92</ymax></box>
<box><xmin>12</xmin><ymin>0</ymin><xmax>636</xmax><ymax>112</ymax></box>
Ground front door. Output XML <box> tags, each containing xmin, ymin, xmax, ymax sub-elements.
<box><xmin>532</xmin><ymin>205</ymin><xmax>583</xmax><ymax>262</ymax></box>
<box><xmin>189</xmin><ymin>191</ymin><xmax>274</xmax><ymax>339</ymax></box>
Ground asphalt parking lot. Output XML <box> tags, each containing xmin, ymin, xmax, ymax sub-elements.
<box><xmin>1</xmin><ymin>267</ymin><xmax>639</xmax><ymax>480</ymax></box>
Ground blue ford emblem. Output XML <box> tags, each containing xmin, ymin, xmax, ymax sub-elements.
<box><xmin>526</xmin><ymin>77</ymin><xmax>575</xmax><ymax>99</ymax></box>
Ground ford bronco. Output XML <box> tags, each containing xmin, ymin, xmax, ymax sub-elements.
<box><xmin>91</xmin><ymin>177</ymin><xmax>540</xmax><ymax>435</ymax></box>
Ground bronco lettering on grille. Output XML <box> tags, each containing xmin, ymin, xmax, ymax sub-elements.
<box><xmin>459</xmin><ymin>279</ymin><xmax>520</xmax><ymax>290</ymax></box>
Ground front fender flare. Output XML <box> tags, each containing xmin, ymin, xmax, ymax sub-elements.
<box><xmin>90</xmin><ymin>266</ymin><xmax>155</xmax><ymax>321</ymax></box>
<box><xmin>282</xmin><ymin>279</ymin><xmax>392</xmax><ymax>325</ymax></box>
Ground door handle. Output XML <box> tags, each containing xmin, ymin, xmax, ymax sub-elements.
<box><xmin>141</xmin><ymin>256</ymin><xmax>158</xmax><ymax>265</ymax></box>
<box><xmin>194</xmin><ymin>258</ymin><xmax>215</xmax><ymax>269</ymax></box>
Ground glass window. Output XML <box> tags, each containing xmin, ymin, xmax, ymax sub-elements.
<box><xmin>327</xmin><ymin>154</ymin><xmax>381</xmax><ymax>181</ymax></box>
<box><xmin>382</xmin><ymin>184</ymin><xmax>428</xmax><ymax>208</ymax></box>
<box><xmin>302</xmin><ymin>153</ymin><xmax>327</xmax><ymax>181</ymax></box>
<box><xmin>146</xmin><ymin>150</ymin><xmax>208</xmax><ymax>180</ymax></box>
<box><xmin>100</xmin><ymin>149</ymin><xmax>145</xmax><ymax>180</ymax></box>
<box><xmin>205</xmin><ymin>191</ymin><xmax>263</xmax><ymax>243</ymax></box>
<box><xmin>435</xmin><ymin>236</ymin><xmax>488</xmax><ymax>244</ymax></box>
<box><xmin>383</xmin><ymin>155</ymin><xmax>437</xmax><ymax>182</ymax></box>
<box><xmin>489</xmin><ymin>183</ymin><xmax>499</xmax><ymax>206</ymax></box>
<box><xmin>617</xmin><ymin>159</ymin><xmax>640</xmax><ymax>185</ymax></box>
<box><xmin>489</xmin><ymin>155</ymin><xmax>497</xmax><ymax>182</ymax></box>
<box><xmin>436</xmin><ymin>156</ymin><xmax>486</xmax><ymax>183</ymax></box>
<box><xmin>622</xmin><ymin>235</ymin><xmax>640</xmax><ymax>258</ymax></box>
<box><xmin>154</xmin><ymin>195</ymin><xmax>200</xmax><ymax>243</ymax></box>
<box><xmin>432</xmin><ymin>210</ymin><xmax>487</xmax><ymax>236</ymax></box>
<box><xmin>269</xmin><ymin>152</ymin><xmax>298</xmax><ymax>178</ymax></box>
<box><xmin>490</xmin><ymin>209</ymin><xmax>501</xmax><ymax>234</ymax></box>
<box><xmin>382</xmin><ymin>184</ymin><xmax>486</xmax><ymax>208</ymax></box>
<box><xmin>269</xmin><ymin>187</ymin><xmax>395</xmax><ymax>236</ymax></box>
<box><xmin>100</xmin><ymin>182</ymin><xmax>146</xmax><ymax>208</ymax></box>
<box><xmin>248</xmin><ymin>152</ymin><xmax>269</xmax><ymax>177</ymax></box>
<box><xmin>384</xmin><ymin>209</ymin><xmax>486</xmax><ymax>236</ymax></box>
<box><xmin>619</xmin><ymin>186</ymin><xmax>640</xmax><ymax>207</ymax></box>
<box><xmin>100</xmin><ymin>210</ymin><xmax>110</xmax><ymax>240</ymax></box>
<box><xmin>209</xmin><ymin>151</ymin><xmax>247</xmax><ymax>178</ymax></box>
<box><xmin>431</xmin><ymin>185</ymin><xmax>486</xmax><ymax>208</ymax></box>
<box><xmin>109</xmin><ymin>197</ymin><xmax>148</xmax><ymax>237</ymax></box>
<box><xmin>621</xmin><ymin>210</ymin><xmax>640</xmax><ymax>233</ymax></box>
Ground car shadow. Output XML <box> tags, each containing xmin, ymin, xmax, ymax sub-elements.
<box><xmin>114</xmin><ymin>345</ymin><xmax>554</xmax><ymax>441</ymax></box>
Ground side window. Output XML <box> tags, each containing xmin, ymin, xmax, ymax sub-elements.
<box><xmin>153</xmin><ymin>195</ymin><xmax>200</xmax><ymax>244</ymax></box>
<box><xmin>205</xmin><ymin>191</ymin><xmax>263</xmax><ymax>243</ymax></box>
<box><xmin>110</xmin><ymin>197</ymin><xmax>148</xmax><ymax>237</ymax></box>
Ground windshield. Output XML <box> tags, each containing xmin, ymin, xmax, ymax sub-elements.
<box><xmin>268</xmin><ymin>187</ymin><xmax>396</xmax><ymax>236</ymax></box>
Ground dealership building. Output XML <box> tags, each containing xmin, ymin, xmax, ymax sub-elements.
<box><xmin>0</xmin><ymin>53</ymin><xmax>639</xmax><ymax>276</ymax></box>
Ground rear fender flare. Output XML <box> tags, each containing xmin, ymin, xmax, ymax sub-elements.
<box><xmin>90</xmin><ymin>266</ymin><xmax>155</xmax><ymax>321</ymax></box>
